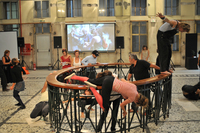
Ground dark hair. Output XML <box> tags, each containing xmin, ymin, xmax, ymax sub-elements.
<box><xmin>4</xmin><ymin>50</ymin><xmax>10</xmax><ymax>56</ymax></box>
<box><xmin>96</xmin><ymin>70</ymin><xmax>112</xmax><ymax>78</ymax></box>
<box><xmin>62</xmin><ymin>49</ymin><xmax>67</xmax><ymax>54</ymax></box>
<box><xmin>142</xmin><ymin>45</ymin><xmax>148</xmax><ymax>50</ymax></box>
<box><xmin>136</xmin><ymin>93</ymin><xmax>149</xmax><ymax>108</ymax></box>
<box><xmin>12</xmin><ymin>58</ymin><xmax>19</xmax><ymax>66</ymax></box>
<box><xmin>74</xmin><ymin>50</ymin><xmax>80</xmax><ymax>55</ymax></box>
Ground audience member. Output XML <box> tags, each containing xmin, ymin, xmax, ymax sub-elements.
<box><xmin>60</xmin><ymin>49</ymin><xmax>72</xmax><ymax>69</ymax></box>
<box><xmin>2</xmin><ymin>50</ymin><xmax>12</xmax><ymax>84</ymax></box>
<box><xmin>10</xmin><ymin>58</ymin><xmax>26</xmax><ymax>109</ymax></box>
<box><xmin>81</xmin><ymin>50</ymin><xmax>100</xmax><ymax>79</ymax></box>
<box><xmin>141</xmin><ymin>45</ymin><xmax>150</xmax><ymax>62</ymax></box>
<box><xmin>0</xmin><ymin>60</ymin><xmax>8</xmax><ymax>91</ymax></box>
<box><xmin>72</xmin><ymin>50</ymin><xmax>82</xmax><ymax>72</ymax></box>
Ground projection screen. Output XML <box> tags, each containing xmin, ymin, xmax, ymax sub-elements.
<box><xmin>0</xmin><ymin>31</ymin><xmax>18</xmax><ymax>59</ymax></box>
<box><xmin>67</xmin><ymin>23</ymin><xmax>115</xmax><ymax>52</ymax></box>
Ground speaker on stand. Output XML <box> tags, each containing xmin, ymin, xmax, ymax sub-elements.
<box><xmin>52</xmin><ymin>36</ymin><xmax>62</xmax><ymax>70</ymax></box>
<box><xmin>18</xmin><ymin>37</ymin><xmax>29</xmax><ymax>69</ymax></box>
<box><xmin>115</xmin><ymin>36</ymin><xmax>127</xmax><ymax>79</ymax></box>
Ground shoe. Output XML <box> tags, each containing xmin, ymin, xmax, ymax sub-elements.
<box><xmin>19</xmin><ymin>105</ymin><xmax>26</xmax><ymax>109</ymax></box>
<box><xmin>64</xmin><ymin>73</ymin><xmax>75</xmax><ymax>80</ymax></box>
<box><xmin>15</xmin><ymin>103</ymin><xmax>21</xmax><ymax>106</ymax></box>
<box><xmin>3</xmin><ymin>89</ymin><xmax>10</xmax><ymax>91</ymax></box>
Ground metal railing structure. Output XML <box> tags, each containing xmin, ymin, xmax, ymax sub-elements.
<box><xmin>46</xmin><ymin>63</ymin><xmax>172</xmax><ymax>133</ymax></box>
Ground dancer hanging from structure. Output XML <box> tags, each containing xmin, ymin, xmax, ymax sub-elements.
<box><xmin>65</xmin><ymin>70</ymin><xmax>149</xmax><ymax>118</ymax></box>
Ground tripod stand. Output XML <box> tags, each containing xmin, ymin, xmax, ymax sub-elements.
<box><xmin>114</xmin><ymin>46</ymin><xmax>127</xmax><ymax>79</ymax></box>
<box><xmin>21</xmin><ymin>55</ymin><xmax>29</xmax><ymax>69</ymax></box>
<box><xmin>52</xmin><ymin>48</ymin><xmax>61</xmax><ymax>70</ymax></box>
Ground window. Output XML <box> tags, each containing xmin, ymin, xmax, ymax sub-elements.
<box><xmin>3</xmin><ymin>25</ymin><xmax>19</xmax><ymax>36</ymax></box>
<box><xmin>196</xmin><ymin>21</ymin><xmax>200</xmax><ymax>33</ymax></box>
<box><xmin>34</xmin><ymin>1</ymin><xmax>49</xmax><ymax>18</ymax></box>
<box><xmin>3</xmin><ymin>2</ymin><xmax>18</xmax><ymax>19</ymax></box>
<box><xmin>99</xmin><ymin>0</ymin><xmax>114</xmax><ymax>16</ymax></box>
<box><xmin>35</xmin><ymin>23</ymin><xmax>50</xmax><ymax>34</ymax></box>
<box><xmin>131</xmin><ymin>22</ymin><xmax>147</xmax><ymax>52</ymax></box>
<box><xmin>172</xmin><ymin>35</ymin><xmax>179</xmax><ymax>51</ymax></box>
<box><xmin>165</xmin><ymin>0</ymin><xmax>179</xmax><ymax>15</ymax></box>
<box><xmin>66</xmin><ymin>0</ymin><xmax>82</xmax><ymax>17</ymax></box>
<box><xmin>197</xmin><ymin>0</ymin><xmax>200</xmax><ymax>15</ymax></box>
<box><xmin>131</xmin><ymin>0</ymin><xmax>146</xmax><ymax>16</ymax></box>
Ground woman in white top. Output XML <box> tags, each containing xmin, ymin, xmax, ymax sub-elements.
<box><xmin>72</xmin><ymin>50</ymin><xmax>82</xmax><ymax>72</ymax></box>
<box><xmin>141</xmin><ymin>45</ymin><xmax>150</xmax><ymax>62</ymax></box>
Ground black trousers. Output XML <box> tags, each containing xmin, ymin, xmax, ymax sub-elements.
<box><xmin>13</xmin><ymin>90</ymin><xmax>25</xmax><ymax>106</ymax></box>
<box><xmin>30</xmin><ymin>101</ymin><xmax>49</xmax><ymax>118</ymax></box>
<box><xmin>157</xmin><ymin>31</ymin><xmax>172</xmax><ymax>72</ymax></box>
<box><xmin>0</xmin><ymin>67</ymin><xmax>7</xmax><ymax>90</ymax></box>
<box><xmin>97</xmin><ymin>98</ymin><xmax>120</xmax><ymax>132</ymax></box>
<box><xmin>182</xmin><ymin>85</ymin><xmax>199</xmax><ymax>100</ymax></box>
<box><xmin>78</xmin><ymin>98</ymin><xmax>97</xmax><ymax>112</ymax></box>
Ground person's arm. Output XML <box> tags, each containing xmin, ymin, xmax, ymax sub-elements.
<box><xmin>127</xmin><ymin>73</ymin><xmax>132</xmax><ymax>81</ymax></box>
<box><xmin>150</xmin><ymin>64</ymin><xmax>160</xmax><ymax>70</ymax></box>
<box><xmin>10</xmin><ymin>69</ymin><xmax>16</xmax><ymax>90</ymax></box>
<box><xmin>85</xmin><ymin>38</ymin><xmax>96</xmax><ymax>47</ymax></box>
<box><xmin>156</xmin><ymin>12</ymin><xmax>177</xmax><ymax>28</ymax></box>
<box><xmin>2</xmin><ymin>57</ymin><xmax>11</xmax><ymax>65</ymax></box>
<box><xmin>41</xmin><ymin>81</ymin><xmax>48</xmax><ymax>93</ymax></box>
<box><xmin>120</xmin><ymin>99</ymin><xmax>131</xmax><ymax>118</ymax></box>
<box><xmin>146</xmin><ymin>50</ymin><xmax>150</xmax><ymax>61</ymax></box>
<box><xmin>141</xmin><ymin>51</ymin><xmax>143</xmax><ymax>59</ymax></box>
<box><xmin>68</xmin><ymin>55</ymin><xmax>72</xmax><ymax>64</ymax></box>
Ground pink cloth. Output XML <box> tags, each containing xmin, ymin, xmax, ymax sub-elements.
<box><xmin>112</xmin><ymin>78</ymin><xmax>138</xmax><ymax>103</ymax></box>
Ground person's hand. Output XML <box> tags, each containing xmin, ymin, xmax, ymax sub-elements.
<box><xmin>123</xmin><ymin>111</ymin><xmax>127</xmax><ymax>118</ymax></box>
<box><xmin>88</xmin><ymin>63</ymin><xmax>92</xmax><ymax>66</ymax></box>
<box><xmin>96</xmin><ymin>62</ymin><xmax>100</xmax><ymax>65</ymax></box>
<box><xmin>156</xmin><ymin>12</ymin><xmax>164</xmax><ymax>19</ymax></box>
<box><xmin>41</xmin><ymin>88</ymin><xmax>46</xmax><ymax>93</ymax></box>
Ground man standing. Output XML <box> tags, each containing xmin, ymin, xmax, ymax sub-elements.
<box><xmin>0</xmin><ymin>60</ymin><xmax>9</xmax><ymax>91</ymax></box>
<box><xmin>127</xmin><ymin>54</ymin><xmax>160</xmax><ymax>112</ymax></box>
<box><xmin>81</xmin><ymin>50</ymin><xmax>100</xmax><ymax>79</ymax></box>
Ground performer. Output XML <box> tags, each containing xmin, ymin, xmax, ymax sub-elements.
<box><xmin>10</xmin><ymin>58</ymin><xmax>26</xmax><ymax>109</ymax></box>
<box><xmin>182</xmin><ymin>82</ymin><xmax>200</xmax><ymax>100</ymax></box>
<box><xmin>2</xmin><ymin>50</ymin><xmax>12</xmax><ymax>84</ymax></box>
<box><xmin>156</xmin><ymin>12</ymin><xmax>190</xmax><ymax>74</ymax></box>
<box><xmin>65</xmin><ymin>71</ymin><xmax>149</xmax><ymax>118</ymax></box>
<box><xmin>60</xmin><ymin>49</ymin><xmax>72</xmax><ymax>69</ymax></box>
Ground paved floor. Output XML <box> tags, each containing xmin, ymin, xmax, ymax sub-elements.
<box><xmin>0</xmin><ymin>67</ymin><xmax>200</xmax><ymax>133</ymax></box>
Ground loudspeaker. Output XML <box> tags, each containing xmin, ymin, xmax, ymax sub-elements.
<box><xmin>116</xmin><ymin>36</ymin><xmax>124</xmax><ymax>49</ymax></box>
<box><xmin>54</xmin><ymin>36</ymin><xmax>62</xmax><ymax>48</ymax></box>
<box><xmin>185</xmin><ymin>33</ymin><xmax>197</xmax><ymax>69</ymax></box>
<box><xmin>17</xmin><ymin>37</ymin><xmax>24</xmax><ymax>47</ymax></box>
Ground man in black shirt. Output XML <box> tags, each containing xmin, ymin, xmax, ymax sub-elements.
<box><xmin>127</xmin><ymin>54</ymin><xmax>160</xmax><ymax>81</ymax></box>
<box><xmin>127</xmin><ymin>54</ymin><xmax>160</xmax><ymax>112</ymax></box>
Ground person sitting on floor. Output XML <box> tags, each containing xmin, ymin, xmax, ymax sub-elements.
<box><xmin>182</xmin><ymin>82</ymin><xmax>200</xmax><ymax>100</ymax></box>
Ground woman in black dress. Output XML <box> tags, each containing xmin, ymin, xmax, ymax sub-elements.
<box><xmin>2</xmin><ymin>50</ymin><xmax>12</xmax><ymax>84</ymax></box>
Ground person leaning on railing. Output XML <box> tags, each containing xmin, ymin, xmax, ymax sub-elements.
<box><xmin>65</xmin><ymin>70</ymin><xmax>149</xmax><ymax>119</ymax></box>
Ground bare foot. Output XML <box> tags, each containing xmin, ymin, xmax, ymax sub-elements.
<box><xmin>81</xmin><ymin>112</ymin><xmax>84</xmax><ymax>118</ymax></box>
<box><xmin>161</xmin><ymin>71</ymin><xmax>171</xmax><ymax>75</ymax></box>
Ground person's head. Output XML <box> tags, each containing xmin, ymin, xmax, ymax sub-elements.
<box><xmin>178</xmin><ymin>23</ymin><xmax>190</xmax><ymax>33</ymax></box>
<box><xmin>4</xmin><ymin>50</ymin><xmax>10</xmax><ymax>57</ymax></box>
<box><xmin>142</xmin><ymin>45</ymin><xmax>148</xmax><ymax>50</ymax></box>
<box><xmin>96</xmin><ymin>70</ymin><xmax>112</xmax><ymax>78</ymax></box>
<box><xmin>62</xmin><ymin>49</ymin><xmax>68</xmax><ymax>56</ymax></box>
<box><xmin>82</xmin><ymin>28</ymin><xmax>88</xmax><ymax>35</ymax></box>
<box><xmin>74</xmin><ymin>50</ymin><xmax>80</xmax><ymax>58</ymax></box>
<box><xmin>85</xmin><ymin>89</ymin><xmax>93</xmax><ymax>95</ymax></box>
<box><xmin>129</xmin><ymin>54</ymin><xmax>138</xmax><ymax>64</ymax></box>
<box><xmin>11</xmin><ymin>58</ymin><xmax>19</xmax><ymax>66</ymax></box>
<box><xmin>92</xmin><ymin>50</ymin><xmax>99</xmax><ymax>58</ymax></box>
<box><xmin>136</xmin><ymin>93</ymin><xmax>149</xmax><ymax>108</ymax></box>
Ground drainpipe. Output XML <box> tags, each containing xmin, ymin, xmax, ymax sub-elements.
<box><xmin>19</xmin><ymin>0</ymin><xmax>22</xmax><ymax>37</ymax></box>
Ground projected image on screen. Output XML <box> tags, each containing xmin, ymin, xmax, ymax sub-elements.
<box><xmin>67</xmin><ymin>23</ymin><xmax>115</xmax><ymax>52</ymax></box>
